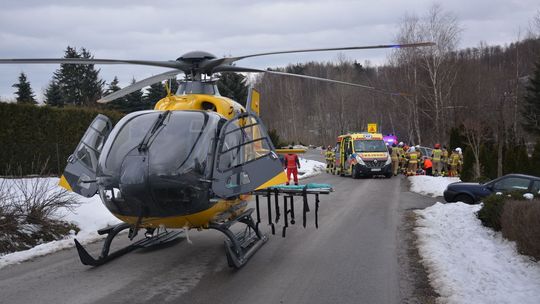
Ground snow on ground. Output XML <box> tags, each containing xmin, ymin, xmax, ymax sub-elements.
<box><xmin>409</xmin><ymin>175</ymin><xmax>461</xmax><ymax>197</ymax></box>
<box><xmin>297</xmin><ymin>157</ymin><xmax>326</xmax><ymax>180</ymax></box>
<box><xmin>0</xmin><ymin>177</ymin><xmax>121</xmax><ymax>269</ymax></box>
<box><xmin>415</xmin><ymin>202</ymin><xmax>540</xmax><ymax>304</ymax></box>
<box><xmin>0</xmin><ymin>158</ymin><xmax>325</xmax><ymax>268</ymax></box>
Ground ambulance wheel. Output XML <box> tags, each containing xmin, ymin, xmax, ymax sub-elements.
<box><xmin>352</xmin><ymin>166</ymin><xmax>361</xmax><ymax>179</ymax></box>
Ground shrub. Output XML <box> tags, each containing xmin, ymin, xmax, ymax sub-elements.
<box><xmin>0</xmin><ymin>176</ymin><xmax>80</xmax><ymax>254</ymax></box>
<box><xmin>477</xmin><ymin>190</ymin><xmax>530</xmax><ymax>230</ymax></box>
<box><xmin>501</xmin><ymin>199</ymin><xmax>540</xmax><ymax>260</ymax></box>
<box><xmin>477</xmin><ymin>194</ymin><xmax>506</xmax><ymax>231</ymax></box>
<box><xmin>0</xmin><ymin>103</ymin><xmax>124</xmax><ymax>176</ymax></box>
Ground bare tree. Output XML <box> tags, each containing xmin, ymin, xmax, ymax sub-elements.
<box><xmin>462</xmin><ymin>118</ymin><xmax>484</xmax><ymax>179</ymax></box>
<box><xmin>418</xmin><ymin>4</ymin><xmax>461</xmax><ymax>140</ymax></box>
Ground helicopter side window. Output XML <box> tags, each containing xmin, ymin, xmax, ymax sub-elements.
<box><xmin>75</xmin><ymin>127</ymin><xmax>107</xmax><ymax>170</ymax></box>
<box><xmin>217</xmin><ymin>117</ymin><xmax>271</xmax><ymax>172</ymax></box>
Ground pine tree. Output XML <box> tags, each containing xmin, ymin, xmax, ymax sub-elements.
<box><xmin>79</xmin><ymin>48</ymin><xmax>104</xmax><ymax>106</ymax></box>
<box><xmin>480</xmin><ymin>142</ymin><xmax>498</xmax><ymax>180</ymax></box>
<box><xmin>144</xmin><ymin>82</ymin><xmax>167</xmax><ymax>108</ymax></box>
<box><xmin>522</xmin><ymin>57</ymin><xmax>540</xmax><ymax>136</ymax></box>
<box><xmin>217</xmin><ymin>73</ymin><xmax>248</xmax><ymax>106</ymax></box>
<box><xmin>448</xmin><ymin>125</ymin><xmax>466</xmax><ymax>151</ymax></box>
<box><xmin>460</xmin><ymin>147</ymin><xmax>475</xmax><ymax>181</ymax></box>
<box><xmin>44</xmin><ymin>80</ymin><xmax>63</xmax><ymax>107</ymax></box>
<box><xmin>105</xmin><ymin>76</ymin><xmax>127</xmax><ymax>112</ymax></box>
<box><xmin>12</xmin><ymin>72</ymin><xmax>37</xmax><ymax>104</ymax></box>
<box><xmin>124</xmin><ymin>78</ymin><xmax>148</xmax><ymax>112</ymax></box>
<box><xmin>52</xmin><ymin>46</ymin><xmax>104</xmax><ymax>107</ymax></box>
<box><xmin>530</xmin><ymin>138</ymin><xmax>540</xmax><ymax>177</ymax></box>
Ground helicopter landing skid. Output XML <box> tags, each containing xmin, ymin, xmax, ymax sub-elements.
<box><xmin>74</xmin><ymin>223</ymin><xmax>184</xmax><ymax>266</ymax></box>
<box><xmin>209</xmin><ymin>208</ymin><xmax>268</xmax><ymax>269</ymax></box>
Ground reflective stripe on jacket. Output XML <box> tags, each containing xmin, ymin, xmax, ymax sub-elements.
<box><xmin>432</xmin><ymin>149</ymin><xmax>442</xmax><ymax>161</ymax></box>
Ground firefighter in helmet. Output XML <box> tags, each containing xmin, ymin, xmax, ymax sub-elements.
<box><xmin>432</xmin><ymin>143</ymin><xmax>442</xmax><ymax>176</ymax></box>
<box><xmin>325</xmin><ymin>145</ymin><xmax>335</xmax><ymax>173</ymax></box>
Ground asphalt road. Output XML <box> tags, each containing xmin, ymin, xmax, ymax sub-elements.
<box><xmin>0</xmin><ymin>150</ymin><xmax>435</xmax><ymax>304</ymax></box>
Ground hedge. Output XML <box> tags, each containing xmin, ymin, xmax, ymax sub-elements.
<box><xmin>0</xmin><ymin>103</ymin><xmax>124</xmax><ymax>176</ymax></box>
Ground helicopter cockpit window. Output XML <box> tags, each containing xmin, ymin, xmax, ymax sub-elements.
<box><xmin>99</xmin><ymin>111</ymin><xmax>220</xmax><ymax>180</ymax></box>
<box><xmin>217</xmin><ymin>117</ymin><xmax>272</xmax><ymax>172</ymax></box>
<box><xmin>102</xmin><ymin>112</ymin><xmax>158</xmax><ymax>174</ymax></box>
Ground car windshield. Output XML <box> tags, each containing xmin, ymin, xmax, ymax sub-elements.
<box><xmin>354</xmin><ymin>140</ymin><xmax>387</xmax><ymax>152</ymax></box>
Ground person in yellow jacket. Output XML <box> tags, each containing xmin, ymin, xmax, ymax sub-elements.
<box><xmin>431</xmin><ymin>143</ymin><xmax>442</xmax><ymax>176</ymax></box>
<box><xmin>441</xmin><ymin>145</ymin><xmax>449</xmax><ymax>176</ymax></box>
<box><xmin>407</xmin><ymin>146</ymin><xmax>419</xmax><ymax>176</ymax></box>
<box><xmin>325</xmin><ymin>145</ymin><xmax>334</xmax><ymax>173</ymax></box>
<box><xmin>390</xmin><ymin>143</ymin><xmax>401</xmax><ymax>176</ymax></box>
<box><xmin>448</xmin><ymin>149</ymin><xmax>461</xmax><ymax>177</ymax></box>
<box><xmin>398</xmin><ymin>142</ymin><xmax>406</xmax><ymax>174</ymax></box>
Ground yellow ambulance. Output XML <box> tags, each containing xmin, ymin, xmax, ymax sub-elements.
<box><xmin>334</xmin><ymin>132</ymin><xmax>392</xmax><ymax>178</ymax></box>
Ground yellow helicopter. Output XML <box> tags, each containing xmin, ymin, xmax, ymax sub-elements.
<box><xmin>0</xmin><ymin>42</ymin><xmax>433</xmax><ymax>268</ymax></box>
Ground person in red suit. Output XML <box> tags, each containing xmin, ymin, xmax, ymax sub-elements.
<box><xmin>283</xmin><ymin>153</ymin><xmax>301</xmax><ymax>185</ymax></box>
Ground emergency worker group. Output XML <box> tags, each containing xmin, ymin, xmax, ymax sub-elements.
<box><xmin>324</xmin><ymin>142</ymin><xmax>464</xmax><ymax>177</ymax></box>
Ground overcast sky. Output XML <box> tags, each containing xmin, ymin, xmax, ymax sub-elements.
<box><xmin>1</xmin><ymin>0</ymin><xmax>539</xmax><ymax>102</ymax></box>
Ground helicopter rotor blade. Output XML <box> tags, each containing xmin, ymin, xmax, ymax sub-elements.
<box><xmin>0</xmin><ymin>58</ymin><xmax>190</xmax><ymax>70</ymax></box>
<box><xmin>206</xmin><ymin>42</ymin><xmax>435</xmax><ymax>68</ymax></box>
<box><xmin>98</xmin><ymin>70</ymin><xmax>181</xmax><ymax>104</ymax></box>
<box><xmin>214</xmin><ymin>65</ymin><xmax>410</xmax><ymax>96</ymax></box>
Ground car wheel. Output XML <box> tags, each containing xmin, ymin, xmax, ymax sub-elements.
<box><xmin>352</xmin><ymin>165</ymin><xmax>360</xmax><ymax>179</ymax></box>
<box><xmin>455</xmin><ymin>194</ymin><xmax>475</xmax><ymax>204</ymax></box>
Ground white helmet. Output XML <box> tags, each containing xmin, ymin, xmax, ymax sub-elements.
<box><xmin>415</xmin><ymin>145</ymin><xmax>420</xmax><ymax>148</ymax></box>
<box><xmin>409</xmin><ymin>146</ymin><xmax>416</xmax><ymax>152</ymax></box>
<box><xmin>456</xmin><ymin>147</ymin><xmax>462</xmax><ymax>153</ymax></box>
<box><xmin>398</xmin><ymin>141</ymin><xmax>404</xmax><ymax>146</ymax></box>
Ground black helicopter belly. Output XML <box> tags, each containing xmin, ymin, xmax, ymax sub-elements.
<box><xmin>101</xmin><ymin>181</ymin><xmax>215</xmax><ymax>218</ymax></box>
<box><xmin>99</xmin><ymin>144</ymin><xmax>218</xmax><ymax>218</ymax></box>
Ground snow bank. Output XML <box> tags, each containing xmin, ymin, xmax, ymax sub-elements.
<box><xmin>297</xmin><ymin>158</ymin><xmax>326</xmax><ymax>180</ymax></box>
<box><xmin>0</xmin><ymin>177</ymin><xmax>121</xmax><ymax>269</ymax></box>
<box><xmin>409</xmin><ymin>175</ymin><xmax>461</xmax><ymax>197</ymax></box>
<box><xmin>415</xmin><ymin>202</ymin><xmax>540</xmax><ymax>304</ymax></box>
<box><xmin>292</xmin><ymin>144</ymin><xmax>309</xmax><ymax>150</ymax></box>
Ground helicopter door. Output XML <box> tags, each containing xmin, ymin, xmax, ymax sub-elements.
<box><xmin>59</xmin><ymin>114</ymin><xmax>112</xmax><ymax>197</ymax></box>
<box><xmin>212</xmin><ymin>113</ymin><xmax>284</xmax><ymax>198</ymax></box>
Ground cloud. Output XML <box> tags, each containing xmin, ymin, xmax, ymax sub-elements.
<box><xmin>1</xmin><ymin>0</ymin><xmax>539</xmax><ymax>101</ymax></box>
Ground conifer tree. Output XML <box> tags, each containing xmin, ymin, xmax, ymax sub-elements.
<box><xmin>217</xmin><ymin>72</ymin><xmax>248</xmax><ymax>106</ymax></box>
<box><xmin>530</xmin><ymin>139</ymin><xmax>540</xmax><ymax>177</ymax></box>
<box><xmin>52</xmin><ymin>46</ymin><xmax>104</xmax><ymax>106</ymax></box>
<box><xmin>105</xmin><ymin>76</ymin><xmax>126</xmax><ymax>112</ymax></box>
<box><xmin>522</xmin><ymin>57</ymin><xmax>540</xmax><ymax>136</ymax></box>
<box><xmin>79</xmin><ymin>48</ymin><xmax>104</xmax><ymax>106</ymax></box>
<box><xmin>12</xmin><ymin>72</ymin><xmax>37</xmax><ymax>104</ymax></box>
<box><xmin>124</xmin><ymin>78</ymin><xmax>148</xmax><ymax>112</ymax></box>
<box><xmin>448</xmin><ymin>125</ymin><xmax>466</xmax><ymax>151</ymax></box>
<box><xmin>44</xmin><ymin>80</ymin><xmax>63</xmax><ymax>107</ymax></box>
<box><xmin>144</xmin><ymin>82</ymin><xmax>167</xmax><ymax>108</ymax></box>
